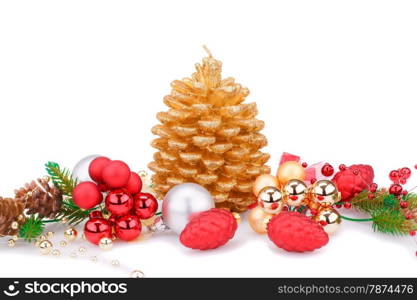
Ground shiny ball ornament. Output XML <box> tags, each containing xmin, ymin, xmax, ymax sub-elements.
<box><xmin>64</xmin><ymin>227</ymin><xmax>78</xmax><ymax>242</ymax></box>
<box><xmin>84</xmin><ymin>218</ymin><xmax>112</xmax><ymax>245</ymax></box>
<box><xmin>277</xmin><ymin>161</ymin><xmax>305</xmax><ymax>187</ymax></box>
<box><xmin>133</xmin><ymin>193</ymin><xmax>158</xmax><ymax>219</ymax></box>
<box><xmin>38</xmin><ymin>240</ymin><xmax>53</xmax><ymax>255</ymax></box>
<box><xmin>162</xmin><ymin>183</ymin><xmax>214</xmax><ymax>235</ymax></box>
<box><xmin>125</xmin><ymin>172</ymin><xmax>143</xmax><ymax>195</ymax></box>
<box><xmin>102</xmin><ymin>160</ymin><xmax>131</xmax><ymax>188</ymax></box>
<box><xmin>310</xmin><ymin>180</ymin><xmax>340</xmax><ymax>207</ymax></box>
<box><xmin>99</xmin><ymin>237</ymin><xmax>113</xmax><ymax>250</ymax></box>
<box><xmin>389</xmin><ymin>184</ymin><xmax>403</xmax><ymax>196</ymax></box>
<box><xmin>115</xmin><ymin>215</ymin><xmax>142</xmax><ymax>241</ymax></box>
<box><xmin>73</xmin><ymin>182</ymin><xmax>103</xmax><ymax>210</ymax></box>
<box><xmin>253</xmin><ymin>174</ymin><xmax>279</xmax><ymax>196</ymax></box>
<box><xmin>105</xmin><ymin>189</ymin><xmax>134</xmax><ymax>216</ymax></box>
<box><xmin>88</xmin><ymin>156</ymin><xmax>111</xmax><ymax>183</ymax></box>
<box><xmin>313</xmin><ymin>208</ymin><xmax>342</xmax><ymax>235</ymax></box>
<box><xmin>72</xmin><ymin>154</ymin><xmax>100</xmax><ymax>182</ymax></box>
<box><xmin>248</xmin><ymin>206</ymin><xmax>273</xmax><ymax>234</ymax></box>
<box><xmin>131</xmin><ymin>270</ymin><xmax>145</xmax><ymax>278</ymax></box>
<box><xmin>258</xmin><ymin>186</ymin><xmax>283</xmax><ymax>214</ymax></box>
<box><xmin>284</xmin><ymin>179</ymin><xmax>308</xmax><ymax>207</ymax></box>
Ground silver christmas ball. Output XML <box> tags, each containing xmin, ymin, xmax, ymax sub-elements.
<box><xmin>72</xmin><ymin>154</ymin><xmax>100</xmax><ymax>182</ymax></box>
<box><xmin>162</xmin><ymin>183</ymin><xmax>214</xmax><ymax>235</ymax></box>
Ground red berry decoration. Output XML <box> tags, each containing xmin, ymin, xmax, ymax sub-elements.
<box><xmin>389</xmin><ymin>184</ymin><xmax>403</xmax><ymax>196</ymax></box>
<box><xmin>102</xmin><ymin>160</ymin><xmax>131</xmax><ymax>188</ymax></box>
<box><xmin>267</xmin><ymin>211</ymin><xmax>329</xmax><ymax>253</ymax></box>
<box><xmin>321</xmin><ymin>163</ymin><xmax>334</xmax><ymax>177</ymax></box>
<box><xmin>339</xmin><ymin>164</ymin><xmax>346</xmax><ymax>171</ymax></box>
<box><xmin>133</xmin><ymin>193</ymin><xmax>158</xmax><ymax>219</ymax></box>
<box><xmin>370</xmin><ymin>183</ymin><xmax>378</xmax><ymax>193</ymax></box>
<box><xmin>105</xmin><ymin>189</ymin><xmax>133</xmax><ymax>216</ymax></box>
<box><xmin>89</xmin><ymin>210</ymin><xmax>103</xmax><ymax>219</ymax></box>
<box><xmin>115</xmin><ymin>215</ymin><xmax>142</xmax><ymax>241</ymax></box>
<box><xmin>84</xmin><ymin>218</ymin><xmax>112</xmax><ymax>245</ymax></box>
<box><xmin>400</xmin><ymin>167</ymin><xmax>412</xmax><ymax>179</ymax></box>
<box><xmin>73</xmin><ymin>182</ymin><xmax>103</xmax><ymax>210</ymax></box>
<box><xmin>88</xmin><ymin>156</ymin><xmax>111</xmax><ymax>183</ymax></box>
<box><xmin>180</xmin><ymin>208</ymin><xmax>238</xmax><ymax>250</ymax></box>
<box><xmin>343</xmin><ymin>202</ymin><xmax>352</xmax><ymax>209</ymax></box>
<box><xmin>389</xmin><ymin>170</ymin><xmax>400</xmax><ymax>183</ymax></box>
<box><xmin>302</xmin><ymin>162</ymin><xmax>308</xmax><ymax>168</ymax></box>
<box><xmin>332</xmin><ymin>164</ymin><xmax>374</xmax><ymax>202</ymax></box>
<box><xmin>400</xmin><ymin>201</ymin><xmax>408</xmax><ymax>208</ymax></box>
<box><xmin>124</xmin><ymin>172</ymin><xmax>142</xmax><ymax>195</ymax></box>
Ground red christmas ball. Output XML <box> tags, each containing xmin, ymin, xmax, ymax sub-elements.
<box><xmin>389</xmin><ymin>184</ymin><xmax>403</xmax><ymax>196</ymax></box>
<box><xmin>133</xmin><ymin>193</ymin><xmax>158</xmax><ymax>219</ymax></box>
<box><xmin>89</xmin><ymin>210</ymin><xmax>103</xmax><ymax>219</ymax></box>
<box><xmin>115</xmin><ymin>215</ymin><xmax>142</xmax><ymax>241</ymax></box>
<box><xmin>400</xmin><ymin>167</ymin><xmax>412</xmax><ymax>180</ymax></box>
<box><xmin>84</xmin><ymin>218</ymin><xmax>112</xmax><ymax>245</ymax></box>
<box><xmin>73</xmin><ymin>182</ymin><xmax>103</xmax><ymax>210</ymax></box>
<box><xmin>88</xmin><ymin>156</ymin><xmax>111</xmax><ymax>183</ymax></box>
<box><xmin>102</xmin><ymin>160</ymin><xmax>131</xmax><ymax>188</ymax></box>
<box><xmin>124</xmin><ymin>172</ymin><xmax>142</xmax><ymax>195</ymax></box>
<box><xmin>389</xmin><ymin>170</ymin><xmax>400</xmax><ymax>183</ymax></box>
<box><xmin>321</xmin><ymin>163</ymin><xmax>334</xmax><ymax>177</ymax></box>
<box><xmin>105</xmin><ymin>189</ymin><xmax>133</xmax><ymax>216</ymax></box>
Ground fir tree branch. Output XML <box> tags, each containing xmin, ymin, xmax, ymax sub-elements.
<box><xmin>19</xmin><ymin>216</ymin><xmax>45</xmax><ymax>242</ymax></box>
<box><xmin>371</xmin><ymin>208</ymin><xmax>417</xmax><ymax>236</ymax></box>
<box><xmin>45</xmin><ymin>161</ymin><xmax>77</xmax><ymax>196</ymax></box>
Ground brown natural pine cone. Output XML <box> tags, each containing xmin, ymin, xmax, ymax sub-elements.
<box><xmin>0</xmin><ymin>197</ymin><xmax>25</xmax><ymax>236</ymax></box>
<box><xmin>15</xmin><ymin>177</ymin><xmax>63</xmax><ymax>219</ymax></box>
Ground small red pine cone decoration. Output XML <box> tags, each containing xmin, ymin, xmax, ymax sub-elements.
<box><xmin>180</xmin><ymin>208</ymin><xmax>238</xmax><ymax>250</ymax></box>
<box><xmin>267</xmin><ymin>211</ymin><xmax>329</xmax><ymax>253</ymax></box>
<box><xmin>332</xmin><ymin>164</ymin><xmax>374</xmax><ymax>201</ymax></box>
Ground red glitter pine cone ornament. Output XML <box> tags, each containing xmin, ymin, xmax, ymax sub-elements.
<box><xmin>332</xmin><ymin>164</ymin><xmax>374</xmax><ymax>201</ymax></box>
<box><xmin>180</xmin><ymin>208</ymin><xmax>238</xmax><ymax>250</ymax></box>
<box><xmin>267</xmin><ymin>211</ymin><xmax>329</xmax><ymax>253</ymax></box>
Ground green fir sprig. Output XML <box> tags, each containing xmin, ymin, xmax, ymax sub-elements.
<box><xmin>19</xmin><ymin>216</ymin><xmax>45</xmax><ymax>242</ymax></box>
<box><xmin>45</xmin><ymin>161</ymin><xmax>77</xmax><ymax>196</ymax></box>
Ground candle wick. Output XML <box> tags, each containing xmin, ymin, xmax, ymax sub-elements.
<box><xmin>202</xmin><ymin>45</ymin><xmax>213</xmax><ymax>58</ymax></box>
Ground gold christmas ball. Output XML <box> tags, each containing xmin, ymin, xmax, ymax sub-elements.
<box><xmin>310</xmin><ymin>180</ymin><xmax>340</xmax><ymax>207</ymax></box>
<box><xmin>258</xmin><ymin>186</ymin><xmax>284</xmax><ymax>214</ymax></box>
<box><xmin>253</xmin><ymin>174</ymin><xmax>279</xmax><ymax>196</ymax></box>
<box><xmin>64</xmin><ymin>227</ymin><xmax>78</xmax><ymax>242</ymax></box>
<box><xmin>99</xmin><ymin>237</ymin><xmax>113</xmax><ymax>250</ymax></box>
<box><xmin>283</xmin><ymin>179</ymin><xmax>308</xmax><ymax>207</ymax></box>
<box><xmin>248</xmin><ymin>206</ymin><xmax>273</xmax><ymax>234</ymax></box>
<box><xmin>38</xmin><ymin>240</ymin><xmax>53</xmax><ymax>255</ymax></box>
<box><xmin>277</xmin><ymin>161</ymin><xmax>305</xmax><ymax>187</ymax></box>
<box><xmin>313</xmin><ymin>207</ymin><xmax>342</xmax><ymax>235</ymax></box>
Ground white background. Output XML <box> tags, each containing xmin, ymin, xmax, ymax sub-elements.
<box><xmin>0</xmin><ymin>0</ymin><xmax>417</xmax><ymax>277</ymax></box>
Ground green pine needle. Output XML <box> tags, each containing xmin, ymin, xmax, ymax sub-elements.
<box><xmin>19</xmin><ymin>216</ymin><xmax>45</xmax><ymax>242</ymax></box>
<box><xmin>371</xmin><ymin>208</ymin><xmax>417</xmax><ymax>236</ymax></box>
<box><xmin>45</xmin><ymin>161</ymin><xmax>77</xmax><ymax>196</ymax></box>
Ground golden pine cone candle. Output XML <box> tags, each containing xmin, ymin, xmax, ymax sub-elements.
<box><xmin>148</xmin><ymin>49</ymin><xmax>270</xmax><ymax>212</ymax></box>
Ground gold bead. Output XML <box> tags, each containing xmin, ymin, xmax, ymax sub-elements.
<box><xmin>248</xmin><ymin>206</ymin><xmax>273</xmax><ymax>234</ymax></box>
<box><xmin>90</xmin><ymin>256</ymin><xmax>98</xmax><ymax>262</ymax></box>
<box><xmin>78</xmin><ymin>247</ymin><xmax>87</xmax><ymax>255</ymax></box>
<box><xmin>310</xmin><ymin>180</ymin><xmax>340</xmax><ymax>207</ymax></box>
<box><xmin>52</xmin><ymin>249</ymin><xmax>61</xmax><ymax>256</ymax></box>
<box><xmin>130</xmin><ymin>270</ymin><xmax>145</xmax><ymax>278</ymax></box>
<box><xmin>11</xmin><ymin>221</ymin><xmax>19</xmax><ymax>230</ymax></box>
<box><xmin>99</xmin><ymin>237</ymin><xmax>113</xmax><ymax>251</ymax></box>
<box><xmin>7</xmin><ymin>239</ymin><xmax>16</xmax><ymax>247</ymax></box>
<box><xmin>258</xmin><ymin>186</ymin><xmax>284</xmax><ymax>214</ymax></box>
<box><xmin>64</xmin><ymin>227</ymin><xmax>78</xmax><ymax>242</ymax></box>
<box><xmin>43</xmin><ymin>175</ymin><xmax>51</xmax><ymax>183</ymax></box>
<box><xmin>39</xmin><ymin>240</ymin><xmax>53</xmax><ymax>255</ymax></box>
<box><xmin>111</xmin><ymin>260</ymin><xmax>120</xmax><ymax>267</ymax></box>
<box><xmin>46</xmin><ymin>231</ymin><xmax>54</xmax><ymax>239</ymax></box>
<box><xmin>59</xmin><ymin>240</ymin><xmax>67</xmax><ymax>247</ymax></box>
<box><xmin>39</xmin><ymin>234</ymin><xmax>47</xmax><ymax>241</ymax></box>
<box><xmin>60</xmin><ymin>217</ymin><xmax>68</xmax><ymax>224</ymax></box>
<box><xmin>232</xmin><ymin>212</ymin><xmax>241</xmax><ymax>225</ymax></box>
<box><xmin>18</xmin><ymin>215</ymin><xmax>25</xmax><ymax>221</ymax></box>
<box><xmin>138</xmin><ymin>170</ymin><xmax>148</xmax><ymax>178</ymax></box>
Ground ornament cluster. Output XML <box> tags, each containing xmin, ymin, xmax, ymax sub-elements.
<box><xmin>72</xmin><ymin>157</ymin><xmax>158</xmax><ymax>246</ymax></box>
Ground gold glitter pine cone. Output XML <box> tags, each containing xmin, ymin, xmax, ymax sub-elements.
<box><xmin>149</xmin><ymin>51</ymin><xmax>270</xmax><ymax>212</ymax></box>
<box><xmin>15</xmin><ymin>178</ymin><xmax>63</xmax><ymax>219</ymax></box>
<box><xmin>0</xmin><ymin>197</ymin><xmax>25</xmax><ymax>236</ymax></box>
